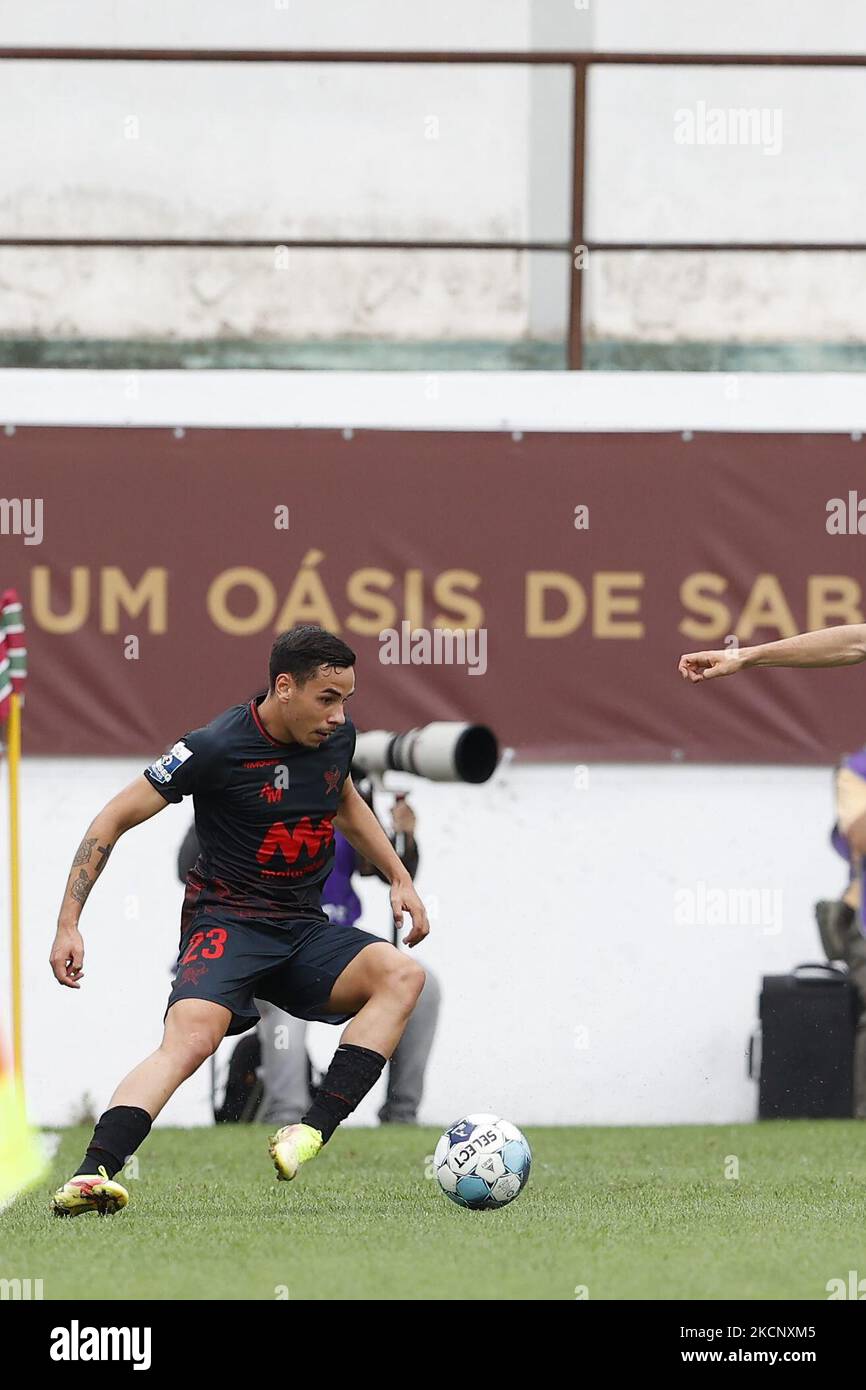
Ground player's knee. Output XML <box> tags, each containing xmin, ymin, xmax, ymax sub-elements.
<box><xmin>165</xmin><ymin>1028</ymin><xmax>218</xmax><ymax>1074</ymax></box>
<box><xmin>163</xmin><ymin>1004</ymin><xmax>225</xmax><ymax>1071</ymax></box>
<box><xmin>381</xmin><ymin>955</ymin><xmax>425</xmax><ymax>1010</ymax></box>
<box><xmin>191</xmin><ymin>1030</ymin><xmax>222</xmax><ymax>1068</ymax></box>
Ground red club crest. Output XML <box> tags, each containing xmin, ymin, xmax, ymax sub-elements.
<box><xmin>180</xmin><ymin>964</ymin><xmax>209</xmax><ymax>985</ymax></box>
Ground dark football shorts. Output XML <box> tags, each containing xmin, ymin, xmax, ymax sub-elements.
<box><xmin>164</xmin><ymin>909</ymin><xmax>386</xmax><ymax>1036</ymax></box>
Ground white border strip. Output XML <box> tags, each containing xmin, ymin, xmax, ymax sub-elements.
<box><xmin>0</xmin><ymin>369</ymin><xmax>864</xmax><ymax>433</ymax></box>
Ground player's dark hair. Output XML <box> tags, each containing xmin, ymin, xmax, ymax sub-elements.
<box><xmin>268</xmin><ymin>625</ymin><xmax>356</xmax><ymax>690</ymax></box>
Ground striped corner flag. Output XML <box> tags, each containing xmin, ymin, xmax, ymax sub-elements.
<box><xmin>0</xmin><ymin>588</ymin><xmax>26</xmax><ymax>722</ymax></box>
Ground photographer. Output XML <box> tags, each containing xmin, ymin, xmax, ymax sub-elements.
<box><xmin>817</xmin><ymin>747</ymin><xmax>866</xmax><ymax>1116</ymax></box>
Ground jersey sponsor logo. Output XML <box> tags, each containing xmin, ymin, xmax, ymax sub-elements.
<box><xmin>243</xmin><ymin>758</ymin><xmax>284</xmax><ymax>769</ymax></box>
<box><xmin>324</xmin><ymin>766</ymin><xmax>341</xmax><ymax>795</ymax></box>
<box><xmin>259</xmin><ymin>781</ymin><xmax>284</xmax><ymax>804</ymax></box>
<box><xmin>255</xmin><ymin>815</ymin><xmax>334</xmax><ymax>868</ymax></box>
<box><xmin>147</xmin><ymin>740</ymin><xmax>193</xmax><ymax>784</ymax></box>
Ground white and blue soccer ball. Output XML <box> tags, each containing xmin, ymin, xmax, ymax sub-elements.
<box><xmin>434</xmin><ymin>1113</ymin><xmax>531</xmax><ymax>1210</ymax></box>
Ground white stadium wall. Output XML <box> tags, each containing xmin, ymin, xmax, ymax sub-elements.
<box><xmin>0</xmin><ymin>756</ymin><xmax>848</xmax><ymax>1131</ymax></box>
<box><xmin>1</xmin><ymin>366</ymin><xmax>863</xmax><ymax>1129</ymax></box>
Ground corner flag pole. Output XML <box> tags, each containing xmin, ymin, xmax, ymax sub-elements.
<box><xmin>0</xmin><ymin>588</ymin><xmax>27</xmax><ymax>1091</ymax></box>
<box><xmin>8</xmin><ymin>690</ymin><xmax>22</xmax><ymax>1087</ymax></box>
<box><xmin>0</xmin><ymin>588</ymin><xmax>42</xmax><ymax>1208</ymax></box>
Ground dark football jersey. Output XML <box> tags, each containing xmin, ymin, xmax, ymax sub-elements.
<box><xmin>143</xmin><ymin>695</ymin><xmax>356</xmax><ymax>922</ymax></box>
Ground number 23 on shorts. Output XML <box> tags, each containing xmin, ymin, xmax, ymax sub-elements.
<box><xmin>180</xmin><ymin>927</ymin><xmax>228</xmax><ymax>964</ymax></box>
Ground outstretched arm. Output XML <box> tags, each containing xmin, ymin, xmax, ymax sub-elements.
<box><xmin>678</xmin><ymin>624</ymin><xmax>866</xmax><ymax>684</ymax></box>
<box><xmin>50</xmin><ymin>775</ymin><xmax>169</xmax><ymax>988</ymax></box>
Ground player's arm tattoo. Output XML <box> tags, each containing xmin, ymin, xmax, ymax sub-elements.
<box><xmin>68</xmin><ymin>840</ymin><xmax>114</xmax><ymax>906</ymax></box>
<box><xmin>94</xmin><ymin>841</ymin><xmax>113</xmax><ymax>875</ymax></box>
<box><xmin>70</xmin><ymin>868</ymin><xmax>93</xmax><ymax>905</ymax></box>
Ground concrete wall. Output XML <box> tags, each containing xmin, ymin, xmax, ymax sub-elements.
<box><xmin>0</xmin><ymin>0</ymin><xmax>862</xmax><ymax>345</ymax></box>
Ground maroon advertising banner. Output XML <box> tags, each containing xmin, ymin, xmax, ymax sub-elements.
<box><xmin>2</xmin><ymin>426</ymin><xmax>866</xmax><ymax>763</ymax></box>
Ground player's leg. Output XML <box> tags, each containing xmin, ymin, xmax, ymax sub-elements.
<box><xmin>255</xmin><ymin>1000</ymin><xmax>312</xmax><ymax>1125</ymax></box>
<box><xmin>52</xmin><ymin>999</ymin><xmax>231</xmax><ymax>1217</ymax></box>
<box><xmin>329</xmin><ymin>940</ymin><xmax>426</xmax><ymax>1054</ymax></box>
<box><xmin>303</xmin><ymin>940</ymin><xmax>425</xmax><ymax>1133</ymax></box>
<box><xmin>269</xmin><ymin>938</ymin><xmax>425</xmax><ymax>1178</ymax></box>
<box><xmin>109</xmin><ymin>997</ymin><xmax>233</xmax><ymax>1116</ymax></box>
<box><xmin>379</xmin><ymin>963</ymin><xmax>441</xmax><ymax>1124</ymax></box>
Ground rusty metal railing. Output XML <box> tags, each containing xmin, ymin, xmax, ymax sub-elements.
<box><xmin>1</xmin><ymin>47</ymin><xmax>864</xmax><ymax>367</ymax></box>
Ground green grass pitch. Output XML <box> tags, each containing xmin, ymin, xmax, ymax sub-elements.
<box><xmin>4</xmin><ymin>1120</ymin><xmax>866</xmax><ymax>1300</ymax></box>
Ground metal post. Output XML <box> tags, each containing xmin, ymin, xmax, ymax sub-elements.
<box><xmin>567</xmin><ymin>62</ymin><xmax>587</xmax><ymax>369</ymax></box>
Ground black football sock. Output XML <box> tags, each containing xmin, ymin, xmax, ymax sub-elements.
<box><xmin>302</xmin><ymin>1044</ymin><xmax>386</xmax><ymax>1144</ymax></box>
<box><xmin>73</xmin><ymin>1105</ymin><xmax>153</xmax><ymax>1180</ymax></box>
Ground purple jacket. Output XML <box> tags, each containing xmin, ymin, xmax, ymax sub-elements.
<box><xmin>320</xmin><ymin>832</ymin><xmax>363</xmax><ymax>926</ymax></box>
<box><xmin>831</xmin><ymin>747</ymin><xmax>866</xmax><ymax>928</ymax></box>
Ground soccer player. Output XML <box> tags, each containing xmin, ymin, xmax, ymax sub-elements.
<box><xmin>49</xmin><ymin>626</ymin><xmax>430</xmax><ymax>1216</ymax></box>
<box><xmin>678</xmin><ymin>624</ymin><xmax>866</xmax><ymax>685</ymax></box>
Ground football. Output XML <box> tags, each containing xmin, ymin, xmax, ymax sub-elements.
<box><xmin>434</xmin><ymin>1113</ymin><xmax>531</xmax><ymax>1210</ymax></box>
